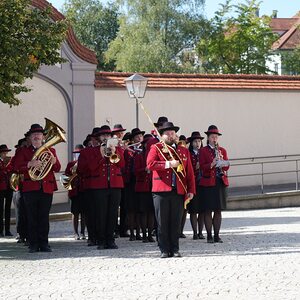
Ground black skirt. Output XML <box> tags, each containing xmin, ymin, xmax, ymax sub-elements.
<box><xmin>201</xmin><ymin>177</ymin><xmax>228</xmax><ymax>211</ymax></box>
<box><xmin>125</xmin><ymin>179</ymin><xmax>138</xmax><ymax>213</ymax></box>
<box><xmin>187</xmin><ymin>185</ymin><xmax>205</xmax><ymax>214</ymax></box>
<box><xmin>70</xmin><ymin>193</ymin><xmax>84</xmax><ymax>214</ymax></box>
<box><xmin>137</xmin><ymin>192</ymin><xmax>154</xmax><ymax>213</ymax></box>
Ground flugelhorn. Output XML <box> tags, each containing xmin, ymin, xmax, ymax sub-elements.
<box><xmin>28</xmin><ymin>118</ymin><xmax>66</xmax><ymax>181</ymax></box>
<box><xmin>101</xmin><ymin>138</ymin><xmax>120</xmax><ymax>164</ymax></box>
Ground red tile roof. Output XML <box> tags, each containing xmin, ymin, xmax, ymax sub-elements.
<box><xmin>31</xmin><ymin>0</ymin><xmax>97</xmax><ymax>64</ymax></box>
<box><xmin>95</xmin><ymin>72</ymin><xmax>300</xmax><ymax>90</ymax></box>
<box><xmin>271</xmin><ymin>15</ymin><xmax>300</xmax><ymax>50</ymax></box>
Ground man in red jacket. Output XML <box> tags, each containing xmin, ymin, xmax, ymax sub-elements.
<box><xmin>77</xmin><ymin>125</ymin><xmax>125</xmax><ymax>250</ymax></box>
<box><xmin>0</xmin><ymin>144</ymin><xmax>13</xmax><ymax>237</ymax></box>
<box><xmin>147</xmin><ymin>122</ymin><xmax>195</xmax><ymax>258</ymax></box>
<box><xmin>14</xmin><ymin>124</ymin><xmax>61</xmax><ymax>253</ymax></box>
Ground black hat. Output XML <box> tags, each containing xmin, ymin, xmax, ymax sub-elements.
<box><xmin>158</xmin><ymin>122</ymin><xmax>180</xmax><ymax>134</ymax></box>
<box><xmin>141</xmin><ymin>134</ymin><xmax>153</xmax><ymax>144</ymax></box>
<box><xmin>98</xmin><ymin>125</ymin><xmax>112</xmax><ymax>135</ymax></box>
<box><xmin>83</xmin><ymin>135</ymin><xmax>91</xmax><ymax>147</ymax></box>
<box><xmin>154</xmin><ymin>116</ymin><xmax>168</xmax><ymax>128</ymax></box>
<box><xmin>0</xmin><ymin>144</ymin><xmax>11</xmax><ymax>152</ymax></box>
<box><xmin>112</xmin><ymin>124</ymin><xmax>126</xmax><ymax>133</ymax></box>
<box><xmin>131</xmin><ymin>128</ymin><xmax>145</xmax><ymax>138</ymax></box>
<box><xmin>122</xmin><ymin>132</ymin><xmax>132</xmax><ymax>141</ymax></box>
<box><xmin>204</xmin><ymin>125</ymin><xmax>222</xmax><ymax>136</ymax></box>
<box><xmin>24</xmin><ymin>131</ymin><xmax>30</xmax><ymax>138</ymax></box>
<box><xmin>187</xmin><ymin>131</ymin><xmax>205</xmax><ymax>143</ymax></box>
<box><xmin>73</xmin><ymin>144</ymin><xmax>84</xmax><ymax>153</ymax></box>
<box><xmin>90</xmin><ymin>127</ymin><xmax>101</xmax><ymax>137</ymax></box>
<box><xmin>179</xmin><ymin>135</ymin><xmax>187</xmax><ymax>141</ymax></box>
<box><xmin>28</xmin><ymin>124</ymin><xmax>45</xmax><ymax>135</ymax></box>
<box><xmin>14</xmin><ymin>138</ymin><xmax>26</xmax><ymax>148</ymax></box>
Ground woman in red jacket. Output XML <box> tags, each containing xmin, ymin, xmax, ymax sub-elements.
<box><xmin>186</xmin><ymin>131</ymin><xmax>205</xmax><ymax>240</ymax></box>
<box><xmin>134</xmin><ymin>134</ymin><xmax>155</xmax><ymax>243</ymax></box>
<box><xmin>199</xmin><ymin>125</ymin><xmax>230</xmax><ymax>244</ymax></box>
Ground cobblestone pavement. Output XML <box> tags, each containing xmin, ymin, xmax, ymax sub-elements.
<box><xmin>1</xmin><ymin>207</ymin><xmax>300</xmax><ymax>300</ymax></box>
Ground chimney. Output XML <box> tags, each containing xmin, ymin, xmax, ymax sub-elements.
<box><xmin>272</xmin><ymin>10</ymin><xmax>278</xmax><ymax>18</ymax></box>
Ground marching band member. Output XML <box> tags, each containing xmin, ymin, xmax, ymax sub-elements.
<box><xmin>112</xmin><ymin>124</ymin><xmax>129</xmax><ymax>237</ymax></box>
<box><xmin>134</xmin><ymin>134</ymin><xmax>155</xmax><ymax>243</ymax></box>
<box><xmin>199</xmin><ymin>125</ymin><xmax>230</xmax><ymax>244</ymax></box>
<box><xmin>124</xmin><ymin>128</ymin><xmax>144</xmax><ymax>241</ymax></box>
<box><xmin>77</xmin><ymin>125</ymin><xmax>125</xmax><ymax>250</ymax></box>
<box><xmin>14</xmin><ymin>124</ymin><xmax>61</xmax><ymax>253</ymax></box>
<box><xmin>186</xmin><ymin>131</ymin><xmax>205</xmax><ymax>240</ymax></box>
<box><xmin>147</xmin><ymin>122</ymin><xmax>195</xmax><ymax>258</ymax></box>
<box><xmin>0</xmin><ymin>144</ymin><xmax>13</xmax><ymax>237</ymax></box>
<box><xmin>64</xmin><ymin>144</ymin><xmax>85</xmax><ymax>240</ymax></box>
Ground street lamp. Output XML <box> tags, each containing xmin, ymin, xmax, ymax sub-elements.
<box><xmin>124</xmin><ymin>73</ymin><xmax>148</xmax><ymax>127</ymax></box>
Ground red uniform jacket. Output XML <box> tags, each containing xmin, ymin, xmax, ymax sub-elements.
<box><xmin>147</xmin><ymin>142</ymin><xmax>196</xmax><ymax>195</ymax></box>
<box><xmin>65</xmin><ymin>160</ymin><xmax>79</xmax><ymax>198</ymax></box>
<box><xmin>134</xmin><ymin>151</ymin><xmax>152</xmax><ymax>192</ymax></box>
<box><xmin>0</xmin><ymin>157</ymin><xmax>13</xmax><ymax>191</ymax></box>
<box><xmin>199</xmin><ymin>145</ymin><xmax>229</xmax><ymax>187</ymax></box>
<box><xmin>13</xmin><ymin>145</ymin><xmax>61</xmax><ymax>194</ymax></box>
<box><xmin>77</xmin><ymin>146</ymin><xmax>125</xmax><ymax>189</ymax></box>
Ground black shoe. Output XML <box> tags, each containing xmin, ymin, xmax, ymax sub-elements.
<box><xmin>40</xmin><ymin>246</ymin><xmax>52</xmax><ymax>252</ymax></box>
<box><xmin>129</xmin><ymin>234</ymin><xmax>136</xmax><ymax>241</ymax></box>
<box><xmin>193</xmin><ymin>233</ymin><xmax>199</xmax><ymax>240</ymax></box>
<box><xmin>17</xmin><ymin>238</ymin><xmax>25</xmax><ymax>244</ymax></box>
<box><xmin>97</xmin><ymin>244</ymin><xmax>105</xmax><ymax>250</ymax></box>
<box><xmin>5</xmin><ymin>231</ymin><xmax>13</xmax><ymax>237</ymax></box>
<box><xmin>207</xmin><ymin>237</ymin><xmax>214</xmax><ymax>244</ymax></box>
<box><xmin>214</xmin><ymin>236</ymin><xmax>223</xmax><ymax>243</ymax></box>
<box><xmin>88</xmin><ymin>240</ymin><xmax>96</xmax><ymax>246</ymax></box>
<box><xmin>148</xmin><ymin>236</ymin><xmax>155</xmax><ymax>243</ymax></box>
<box><xmin>114</xmin><ymin>233</ymin><xmax>120</xmax><ymax>238</ymax></box>
<box><xmin>198</xmin><ymin>233</ymin><xmax>205</xmax><ymax>240</ymax></box>
<box><xmin>120</xmin><ymin>232</ymin><xmax>130</xmax><ymax>238</ymax></box>
<box><xmin>24</xmin><ymin>240</ymin><xmax>29</xmax><ymax>246</ymax></box>
<box><xmin>136</xmin><ymin>234</ymin><xmax>142</xmax><ymax>240</ymax></box>
<box><xmin>142</xmin><ymin>235</ymin><xmax>148</xmax><ymax>243</ymax></box>
<box><xmin>105</xmin><ymin>242</ymin><xmax>118</xmax><ymax>249</ymax></box>
<box><xmin>160</xmin><ymin>252</ymin><xmax>169</xmax><ymax>258</ymax></box>
<box><xmin>179</xmin><ymin>233</ymin><xmax>186</xmax><ymax>238</ymax></box>
<box><xmin>80</xmin><ymin>233</ymin><xmax>86</xmax><ymax>240</ymax></box>
<box><xmin>28</xmin><ymin>247</ymin><xmax>39</xmax><ymax>253</ymax></box>
<box><xmin>173</xmin><ymin>252</ymin><xmax>182</xmax><ymax>258</ymax></box>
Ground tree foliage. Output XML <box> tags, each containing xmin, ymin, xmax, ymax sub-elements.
<box><xmin>196</xmin><ymin>0</ymin><xmax>278</xmax><ymax>74</ymax></box>
<box><xmin>63</xmin><ymin>0</ymin><xmax>119</xmax><ymax>71</ymax></box>
<box><xmin>105</xmin><ymin>0</ymin><xmax>205</xmax><ymax>73</ymax></box>
<box><xmin>0</xmin><ymin>0</ymin><xmax>67</xmax><ymax>106</ymax></box>
<box><xmin>281</xmin><ymin>47</ymin><xmax>300</xmax><ymax>75</ymax></box>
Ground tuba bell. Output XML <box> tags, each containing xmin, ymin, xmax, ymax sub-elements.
<box><xmin>28</xmin><ymin>118</ymin><xmax>67</xmax><ymax>181</ymax></box>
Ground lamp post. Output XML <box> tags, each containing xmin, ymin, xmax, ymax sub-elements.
<box><xmin>124</xmin><ymin>73</ymin><xmax>148</xmax><ymax>128</ymax></box>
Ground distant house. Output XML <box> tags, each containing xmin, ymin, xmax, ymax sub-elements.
<box><xmin>268</xmin><ymin>11</ymin><xmax>300</xmax><ymax>75</ymax></box>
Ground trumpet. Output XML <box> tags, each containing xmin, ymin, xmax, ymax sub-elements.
<box><xmin>101</xmin><ymin>138</ymin><xmax>120</xmax><ymax>164</ymax></box>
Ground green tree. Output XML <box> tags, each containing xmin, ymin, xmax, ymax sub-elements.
<box><xmin>63</xmin><ymin>0</ymin><xmax>119</xmax><ymax>71</ymax></box>
<box><xmin>0</xmin><ymin>0</ymin><xmax>67</xmax><ymax>106</ymax></box>
<box><xmin>281</xmin><ymin>47</ymin><xmax>300</xmax><ymax>75</ymax></box>
<box><xmin>196</xmin><ymin>0</ymin><xmax>278</xmax><ymax>74</ymax></box>
<box><xmin>105</xmin><ymin>0</ymin><xmax>205</xmax><ymax>73</ymax></box>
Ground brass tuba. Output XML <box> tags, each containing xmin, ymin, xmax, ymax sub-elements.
<box><xmin>60</xmin><ymin>163</ymin><xmax>77</xmax><ymax>191</ymax></box>
<box><xmin>10</xmin><ymin>173</ymin><xmax>20</xmax><ymax>192</ymax></box>
<box><xmin>28</xmin><ymin>118</ymin><xmax>67</xmax><ymax>181</ymax></box>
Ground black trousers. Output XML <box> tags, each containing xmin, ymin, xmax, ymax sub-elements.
<box><xmin>0</xmin><ymin>189</ymin><xmax>13</xmax><ymax>234</ymax></box>
<box><xmin>17</xmin><ymin>192</ymin><xmax>28</xmax><ymax>239</ymax></box>
<box><xmin>153</xmin><ymin>190</ymin><xmax>184</xmax><ymax>253</ymax></box>
<box><xmin>23</xmin><ymin>190</ymin><xmax>53</xmax><ymax>248</ymax></box>
<box><xmin>118</xmin><ymin>188</ymin><xmax>128</xmax><ymax>234</ymax></box>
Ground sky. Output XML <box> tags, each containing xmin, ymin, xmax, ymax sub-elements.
<box><xmin>48</xmin><ymin>0</ymin><xmax>299</xmax><ymax>18</ymax></box>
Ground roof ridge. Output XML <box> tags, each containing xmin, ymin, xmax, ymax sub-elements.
<box><xmin>31</xmin><ymin>0</ymin><xmax>97</xmax><ymax>64</ymax></box>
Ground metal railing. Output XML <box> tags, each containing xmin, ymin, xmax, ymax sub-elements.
<box><xmin>228</xmin><ymin>154</ymin><xmax>300</xmax><ymax>194</ymax></box>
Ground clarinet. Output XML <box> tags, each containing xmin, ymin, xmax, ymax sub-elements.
<box><xmin>214</xmin><ymin>142</ymin><xmax>224</xmax><ymax>176</ymax></box>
